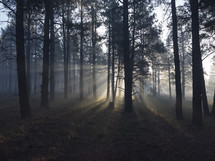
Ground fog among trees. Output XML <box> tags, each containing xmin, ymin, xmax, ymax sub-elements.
<box><xmin>0</xmin><ymin>0</ymin><xmax>215</xmax><ymax>160</ymax></box>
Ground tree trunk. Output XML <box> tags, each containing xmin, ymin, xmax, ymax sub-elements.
<box><xmin>34</xmin><ymin>42</ymin><xmax>37</xmax><ymax>94</ymax></box>
<box><xmin>80</xmin><ymin>0</ymin><xmax>84</xmax><ymax>100</ymax></box>
<box><xmin>201</xmin><ymin>64</ymin><xmax>209</xmax><ymax>115</ymax></box>
<box><xmin>73</xmin><ymin>47</ymin><xmax>76</xmax><ymax>95</ymax></box>
<box><xmin>211</xmin><ymin>90</ymin><xmax>215</xmax><ymax>115</ymax></box>
<box><xmin>171</xmin><ymin>0</ymin><xmax>183</xmax><ymax>119</ymax></box>
<box><xmin>66</xmin><ymin>13</ymin><xmax>71</xmax><ymax>95</ymax></box>
<box><xmin>50</xmin><ymin>3</ymin><xmax>55</xmax><ymax>101</ymax></box>
<box><xmin>9</xmin><ymin>44</ymin><xmax>12</xmax><ymax>93</ymax></box>
<box><xmin>180</xmin><ymin>26</ymin><xmax>185</xmax><ymax>100</ymax></box>
<box><xmin>106</xmin><ymin>17</ymin><xmax>111</xmax><ymax>100</ymax></box>
<box><xmin>111</xmin><ymin>13</ymin><xmax>115</xmax><ymax>103</ymax></box>
<box><xmin>16</xmin><ymin>0</ymin><xmax>31</xmax><ymax>119</ymax></box>
<box><xmin>92</xmin><ymin>4</ymin><xmax>97</xmax><ymax>98</ymax></box>
<box><xmin>26</xmin><ymin>12</ymin><xmax>31</xmax><ymax>96</ymax></box>
<box><xmin>123</xmin><ymin>0</ymin><xmax>133</xmax><ymax>112</ymax></box>
<box><xmin>190</xmin><ymin>0</ymin><xmax>203</xmax><ymax>126</ymax></box>
<box><xmin>62</xmin><ymin>2</ymin><xmax>68</xmax><ymax>99</ymax></box>
<box><xmin>41</xmin><ymin>0</ymin><xmax>50</xmax><ymax>108</ymax></box>
<box><xmin>168</xmin><ymin>58</ymin><xmax>172</xmax><ymax>100</ymax></box>
<box><xmin>158</xmin><ymin>67</ymin><xmax>160</xmax><ymax>96</ymax></box>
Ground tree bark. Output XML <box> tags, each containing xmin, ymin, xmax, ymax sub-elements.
<box><xmin>168</xmin><ymin>58</ymin><xmax>172</xmax><ymax>100</ymax></box>
<box><xmin>50</xmin><ymin>3</ymin><xmax>55</xmax><ymax>101</ymax></box>
<box><xmin>180</xmin><ymin>26</ymin><xmax>185</xmax><ymax>100</ymax></box>
<box><xmin>80</xmin><ymin>0</ymin><xmax>84</xmax><ymax>100</ymax></box>
<box><xmin>106</xmin><ymin>17</ymin><xmax>111</xmax><ymax>100</ymax></box>
<box><xmin>201</xmin><ymin>64</ymin><xmax>209</xmax><ymax>115</ymax></box>
<box><xmin>34</xmin><ymin>42</ymin><xmax>37</xmax><ymax>94</ymax></box>
<box><xmin>41</xmin><ymin>0</ymin><xmax>50</xmax><ymax>108</ymax></box>
<box><xmin>158</xmin><ymin>67</ymin><xmax>160</xmax><ymax>96</ymax></box>
<box><xmin>92</xmin><ymin>4</ymin><xmax>97</xmax><ymax>98</ymax></box>
<box><xmin>111</xmin><ymin>12</ymin><xmax>115</xmax><ymax>103</ymax></box>
<box><xmin>171</xmin><ymin>0</ymin><xmax>183</xmax><ymax>119</ymax></box>
<box><xmin>66</xmin><ymin>7</ymin><xmax>71</xmax><ymax>95</ymax></box>
<box><xmin>26</xmin><ymin>11</ymin><xmax>31</xmax><ymax>96</ymax></box>
<box><xmin>62</xmin><ymin>1</ymin><xmax>68</xmax><ymax>99</ymax></box>
<box><xmin>16</xmin><ymin>0</ymin><xmax>31</xmax><ymax>119</ymax></box>
<box><xmin>211</xmin><ymin>90</ymin><xmax>215</xmax><ymax>115</ymax></box>
<box><xmin>123</xmin><ymin>0</ymin><xmax>133</xmax><ymax>112</ymax></box>
<box><xmin>190</xmin><ymin>0</ymin><xmax>203</xmax><ymax>126</ymax></box>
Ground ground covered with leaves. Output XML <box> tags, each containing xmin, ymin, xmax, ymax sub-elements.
<box><xmin>1</xmin><ymin>95</ymin><xmax>215</xmax><ymax>161</ymax></box>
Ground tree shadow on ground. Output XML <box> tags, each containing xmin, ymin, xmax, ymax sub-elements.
<box><xmin>1</xmin><ymin>98</ymin><xmax>215</xmax><ymax>161</ymax></box>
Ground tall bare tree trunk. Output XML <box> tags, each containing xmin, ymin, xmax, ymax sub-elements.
<box><xmin>190</xmin><ymin>0</ymin><xmax>203</xmax><ymax>126</ymax></box>
<box><xmin>26</xmin><ymin>11</ymin><xmax>31</xmax><ymax>97</ymax></box>
<box><xmin>41</xmin><ymin>0</ymin><xmax>50</xmax><ymax>108</ymax></box>
<box><xmin>171</xmin><ymin>0</ymin><xmax>183</xmax><ymax>119</ymax></box>
<box><xmin>34</xmin><ymin>42</ymin><xmax>37</xmax><ymax>94</ymax></box>
<box><xmin>50</xmin><ymin>3</ymin><xmax>55</xmax><ymax>101</ymax></box>
<box><xmin>50</xmin><ymin>2</ymin><xmax>55</xmax><ymax>101</ymax></box>
<box><xmin>123</xmin><ymin>0</ymin><xmax>133</xmax><ymax>112</ymax></box>
<box><xmin>201</xmin><ymin>64</ymin><xmax>209</xmax><ymax>115</ymax></box>
<box><xmin>180</xmin><ymin>26</ymin><xmax>185</xmax><ymax>100</ymax></box>
<box><xmin>106</xmin><ymin>18</ymin><xmax>111</xmax><ymax>100</ymax></box>
<box><xmin>62</xmin><ymin>1</ymin><xmax>68</xmax><ymax>99</ymax></box>
<box><xmin>16</xmin><ymin>0</ymin><xmax>31</xmax><ymax>119</ymax></box>
<box><xmin>211</xmin><ymin>90</ymin><xmax>215</xmax><ymax>115</ymax></box>
<box><xmin>111</xmin><ymin>13</ymin><xmax>115</xmax><ymax>103</ymax></box>
<box><xmin>158</xmin><ymin>67</ymin><xmax>160</xmax><ymax>96</ymax></box>
<box><xmin>66</xmin><ymin>7</ymin><xmax>71</xmax><ymax>95</ymax></box>
<box><xmin>92</xmin><ymin>4</ymin><xmax>97</xmax><ymax>98</ymax></box>
<box><xmin>168</xmin><ymin>58</ymin><xmax>172</xmax><ymax>100</ymax></box>
<box><xmin>80</xmin><ymin>0</ymin><xmax>84</xmax><ymax>100</ymax></box>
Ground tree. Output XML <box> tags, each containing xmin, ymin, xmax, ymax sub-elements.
<box><xmin>41</xmin><ymin>0</ymin><xmax>51</xmax><ymax>108</ymax></box>
<box><xmin>190</xmin><ymin>0</ymin><xmax>203</xmax><ymax>127</ymax></box>
<box><xmin>50</xmin><ymin>1</ymin><xmax>55</xmax><ymax>101</ymax></box>
<box><xmin>106</xmin><ymin>15</ymin><xmax>111</xmax><ymax>100</ymax></box>
<box><xmin>16</xmin><ymin>0</ymin><xmax>31</xmax><ymax>118</ymax></box>
<box><xmin>91</xmin><ymin>2</ymin><xmax>97</xmax><ymax>98</ymax></box>
<box><xmin>123</xmin><ymin>0</ymin><xmax>133</xmax><ymax>112</ymax></box>
<box><xmin>80</xmin><ymin>0</ymin><xmax>84</xmax><ymax>100</ymax></box>
<box><xmin>171</xmin><ymin>0</ymin><xmax>183</xmax><ymax>119</ymax></box>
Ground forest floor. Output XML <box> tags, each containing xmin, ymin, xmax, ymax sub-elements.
<box><xmin>1</xmin><ymin>95</ymin><xmax>215</xmax><ymax>161</ymax></box>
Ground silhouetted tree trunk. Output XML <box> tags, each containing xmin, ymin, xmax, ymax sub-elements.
<box><xmin>171</xmin><ymin>0</ymin><xmax>183</xmax><ymax>119</ymax></box>
<box><xmin>50</xmin><ymin>3</ymin><xmax>55</xmax><ymax>101</ymax></box>
<box><xmin>41</xmin><ymin>0</ymin><xmax>50</xmax><ymax>108</ymax></box>
<box><xmin>201</xmin><ymin>63</ymin><xmax>209</xmax><ymax>115</ymax></box>
<box><xmin>26</xmin><ymin>11</ymin><xmax>31</xmax><ymax>96</ymax></box>
<box><xmin>73</xmin><ymin>47</ymin><xmax>76</xmax><ymax>95</ymax></box>
<box><xmin>211</xmin><ymin>90</ymin><xmax>215</xmax><ymax>115</ymax></box>
<box><xmin>158</xmin><ymin>67</ymin><xmax>160</xmax><ymax>96</ymax></box>
<box><xmin>123</xmin><ymin>0</ymin><xmax>133</xmax><ymax>112</ymax></box>
<box><xmin>66</xmin><ymin>5</ymin><xmax>71</xmax><ymax>95</ymax></box>
<box><xmin>168</xmin><ymin>58</ymin><xmax>172</xmax><ymax>100</ymax></box>
<box><xmin>111</xmin><ymin>13</ymin><xmax>115</xmax><ymax>103</ymax></box>
<box><xmin>34</xmin><ymin>42</ymin><xmax>37</xmax><ymax>94</ymax></box>
<box><xmin>106</xmin><ymin>18</ymin><xmax>111</xmax><ymax>100</ymax></box>
<box><xmin>80</xmin><ymin>0</ymin><xmax>84</xmax><ymax>100</ymax></box>
<box><xmin>180</xmin><ymin>26</ymin><xmax>185</xmax><ymax>100</ymax></box>
<box><xmin>9</xmin><ymin>44</ymin><xmax>12</xmax><ymax>93</ymax></box>
<box><xmin>190</xmin><ymin>0</ymin><xmax>203</xmax><ymax>126</ymax></box>
<box><xmin>92</xmin><ymin>4</ymin><xmax>97</xmax><ymax>98</ymax></box>
<box><xmin>114</xmin><ymin>57</ymin><xmax>121</xmax><ymax>96</ymax></box>
<box><xmin>16</xmin><ymin>0</ymin><xmax>31</xmax><ymax>119</ymax></box>
<box><xmin>62</xmin><ymin>2</ymin><xmax>68</xmax><ymax>99</ymax></box>
<box><xmin>152</xmin><ymin>66</ymin><xmax>157</xmax><ymax>97</ymax></box>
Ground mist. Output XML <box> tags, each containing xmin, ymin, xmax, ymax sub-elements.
<box><xmin>0</xmin><ymin>0</ymin><xmax>215</xmax><ymax>160</ymax></box>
